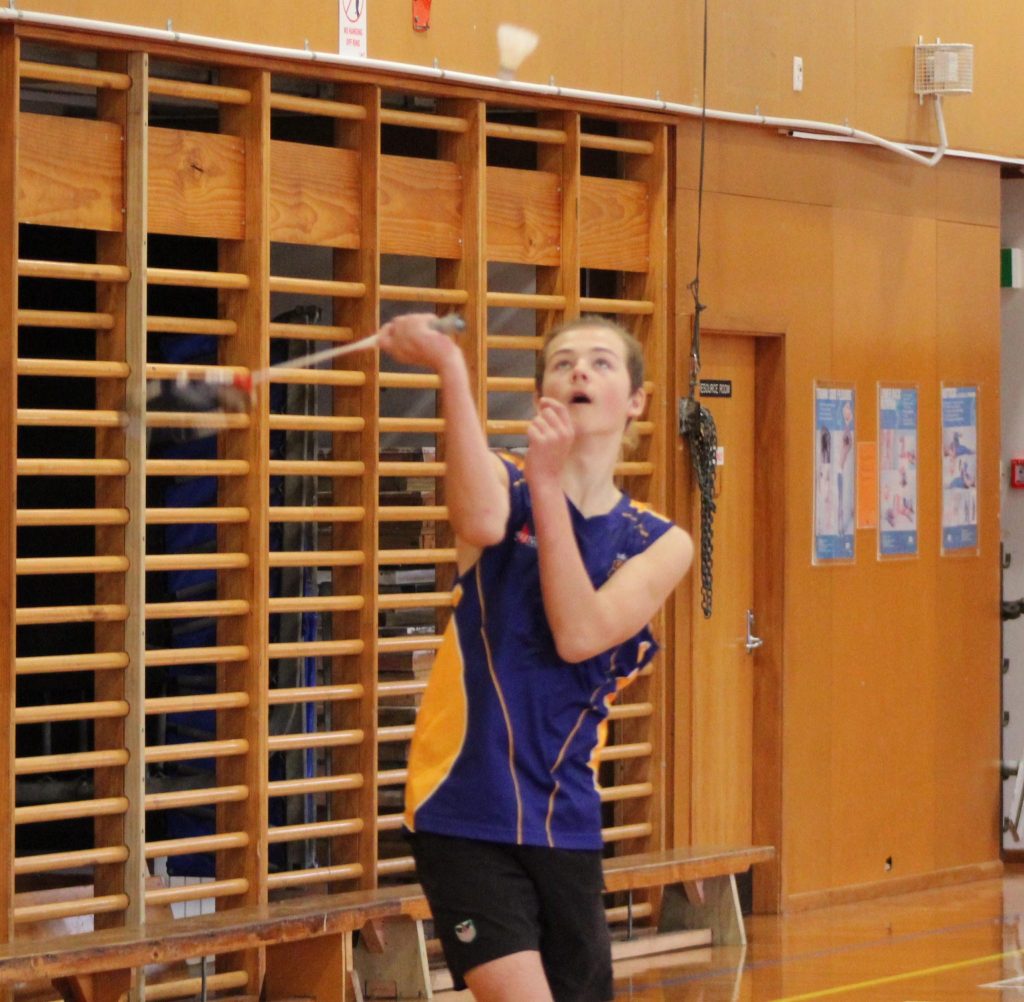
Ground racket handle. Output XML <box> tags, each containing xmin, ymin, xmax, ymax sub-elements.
<box><xmin>429</xmin><ymin>314</ymin><xmax>466</xmax><ymax>335</ymax></box>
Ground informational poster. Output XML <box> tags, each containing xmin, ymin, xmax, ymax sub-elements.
<box><xmin>941</xmin><ymin>384</ymin><xmax>979</xmax><ymax>554</ymax></box>
<box><xmin>813</xmin><ymin>383</ymin><xmax>856</xmax><ymax>564</ymax></box>
<box><xmin>340</xmin><ymin>0</ymin><xmax>367</xmax><ymax>58</ymax></box>
<box><xmin>878</xmin><ymin>385</ymin><xmax>918</xmax><ymax>558</ymax></box>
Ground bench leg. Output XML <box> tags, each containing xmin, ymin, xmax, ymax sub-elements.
<box><xmin>352</xmin><ymin>917</ymin><xmax>431</xmax><ymax>1000</ymax></box>
<box><xmin>658</xmin><ymin>874</ymin><xmax>746</xmax><ymax>947</ymax></box>
<box><xmin>266</xmin><ymin>932</ymin><xmax>347</xmax><ymax>1002</ymax></box>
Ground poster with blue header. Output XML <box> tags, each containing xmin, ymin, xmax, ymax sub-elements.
<box><xmin>941</xmin><ymin>384</ymin><xmax>978</xmax><ymax>554</ymax></box>
<box><xmin>813</xmin><ymin>383</ymin><xmax>856</xmax><ymax>564</ymax></box>
<box><xmin>878</xmin><ymin>385</ymin><xmax>918</xmax><ymax>557</ymax></box>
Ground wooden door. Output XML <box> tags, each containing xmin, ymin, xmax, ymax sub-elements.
<box><xmin>691</xmin><ymin>333</ymin><xmax>757</xmax><ymax>845</ymax></box>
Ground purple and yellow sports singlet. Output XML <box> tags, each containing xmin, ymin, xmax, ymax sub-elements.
<box><xmin>404</xmin><ymin>453</ymin><xmax>675</xmax><ymax>850</ymax></box>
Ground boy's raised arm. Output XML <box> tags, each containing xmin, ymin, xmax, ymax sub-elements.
<box><xmin>377</xmin><ymin>314</ymin><xmax>509</xmax><ymax>548</ymax></box>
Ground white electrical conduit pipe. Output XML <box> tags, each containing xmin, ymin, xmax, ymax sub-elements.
<box><xmin>0</xmin><ymin>6</ymin><xmax>954</xmax><ymax>168</ymax></box>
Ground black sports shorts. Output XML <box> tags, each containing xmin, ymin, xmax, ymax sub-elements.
<box><xmin>407</xmin><ymin>830</ymin><xmax>613</xmax><ymax>1001</ymax></box>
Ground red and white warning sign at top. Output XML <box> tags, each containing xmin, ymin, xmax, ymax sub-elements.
<box><xmin>340</xmin><ymin>0</ymin><xmax>367</xmax><ymax>58</ymax></box>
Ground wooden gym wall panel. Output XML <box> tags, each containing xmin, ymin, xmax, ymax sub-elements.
<box><xmin>379</xmin><ymin>155</ymin><xmax>462</xmax><ymax>259</ymax></box>
<box><xmin>485</xmin><ymin>166</ymin><xmax>561</xmax><ymax>266</ymax></box>
<box><xmin>269</xmin><ymin>140</ymin><xmax>361</xmax><ymax>248</ymax></box>
<box><xmin>147</xmin><ymin>127</ymin><xmax>245</xmax><ymax>239</ymax></box>
<box><xmin>579</xmin><ymin>176</ymin><xmax>649</xmax><ymax>273</ymax></box>
<box><xmin>675</xmin><ymin>118</ymin><xmax>1001</xmax><ymax>906</ymax></box>
<box><xmin>18</xmin><ymin>112</ymin><xmax>123</xmax><ymax>231</ymax></box>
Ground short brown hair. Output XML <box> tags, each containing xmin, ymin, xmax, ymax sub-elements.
<box><xmin>534</xmin><ymin>316</ymin><xmax>645</xmax><ymax>394</ymax></box>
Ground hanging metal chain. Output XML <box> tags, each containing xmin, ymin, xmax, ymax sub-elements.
<box><xmin>680</xmin><ymin>398</ymin><xmax>717</xmax><ymax>618</ymax></box>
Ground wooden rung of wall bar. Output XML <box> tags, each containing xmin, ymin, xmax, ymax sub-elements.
<box><xmin>17</xmin><ymin>458</ymin><xmax>129</xmax><ymax>477</ymax></box>
<box><xmin>267</xmin><ymin>729</ymin><xmax>363</xmax><ymax>752</ymax></box>
<box><xmin>18</xmin><ymin>259</ymin><xmax>130</xmax><ymax>282</ymax></box>
<box><xmin>268</xmin><ymin>774</ymin><xmax>363</xmax><ymax>797</ymax></box>
<box><xmin>378</xmin><ymin>547</ymin><xmax>457</xmax><ymax>565</ymax></box>
<box><xmin>267</xmin><ymin>862</ymin><xmax>362</xmax><ymax>889</ymax></box>
<box><xmin>267</xmin><ymin>639</ymin><xmax>364</xmax><ymax>660</ymax></box>
<box><xmin>379</xmin><ymin>107</ymin><xmax>468</xmax><ymax>133</ymax></box>
<box><xmin>268</xmin><ymin>459</ymin><xmax>364</xmax><ymax>478</ymax></box>
<box><xmin>485</xmin><ymin>122</ymin><xmax>568</xmax><ymax>145</ymax></box>
<box><xmin>377</xmin><ymin>725</ymin><xmax>415</xmax><ymax>744</ymax></box>
<box><xmin>17</xmin><ymin>651</ymin><xmax>129</xmax><ymax>675</ymax></box>
<box><xmin>269</xmin><ymin>91</ymin><xmax>366</xmax><ymax>120</ymax></box>
<box><xmin>146</xmin><ymin>458</ymin><xmax>251</xmax><ymax>477</ymax></box>
<box><xmin>13</xmin><ymin>894</ymin><xmax>129</xmax><ymax>925</ymax></box>
<box><xmin>19</xmin><ymin>60</ymin><xmax>131</xmax><ymax>90</ymax></box>
<box><xmin>15</xmin><ymin>796</ymin><xmax>129</xmax><ymax>825</ymax></box>
<box><xmin>269</xmin><ymin>322</ymin><xmax>354</xmax><ymax>343</ymax></box>
<box><xmin>269</xmin><ymin>550</ymin><xmax>363</xmax><ymax>568</ymax></box>
<box><xmin>580</xmin><ymin>133</ymin><xmax>656</xmax><ymax>155</ymax></box>
<box><xmin>378</xmin><ymin>461</ymin><xmax>446</xmax><ymax>478</ymax></box>
<box><xmin>605</xmin><ymin>903</ymin><xmax>653</xmax><ymax>925</ymax></box>
<box><xmin>147</xmin><ymin>266</ymin><xmax>250</xmax><ymax>289</ymax></box>
<box><xmin>379</xmin><ymin>416</ymin><xmax>445</xmax><ymax>433</ymax></box>
<box><xmin>602</xmin><ymin>823</ymin><xmax>653</xmax><ymax>843</ymax></box>
<box><xmin>486</xmin><ymin>420</ymin><xmax>529</xmax><ymax>435</ymax></box>
<box><xmin>14</xmin><ymin>846</ymin><xmax>128</xmax><ymax>877</ymax></box>
<box><xmin>616</xmin><ymin>461</ymin><xmax>656</xmax><ymax>476</ymax></box>
<box><xmin>376</xmin><ymin>857</ymin><xmax>415</xmax><ymax>877</ymax></box>
<box><xmin>379</xmin><ymin>285</ymin><xmax>469</xmax><ymax>306</ymax></box>
<box><xmin>145</xmin><ymin>739</ymin><xmax>250</xmax><ymax>765</ymax></box>
<box><xmin>146</xmin><ymin>599</ymin><xmax>251</xmax><ymax>621</ymax></box>
<box><xmin>377</xmin><ymin>680</ymin><xmax>427</xmax><ymax>698</ymax></box>
<box><xmin>486</xmin><ymin>376</ymin><xmax>535</xmax><ymax>393</ymax></box>
<box><xmin>269</xmin><ymin>414</ymin><xmax>364</xmax><ymax>432</ymax></box>
<box><xmin>16</xmin><ymin>555</ymin><xmax>129</xmax><ymax>575</ymax></box>
<box><xmin>378</xmin><ymin>371</ymin><xmax>440</xmax><ymax>390</ymax></box>
<box><xmin>608</xmin><ymin>701</ymin><xmax>653</xmax><ymax>720</ymax></box>
<box><xmin>16</xmin><ymin>603</ymin><xmax>128</xmax><ymax>625</ymax></box>
<box><xmin>486</xmin><ymin>291</ymin><xmax>567</xmax><ymax>310</ymax></box>
<box><xmin>377</xmin><ymin>591</ymin><xmax>452</xmax><ymax>611</ymax></box>
<box><xmin>145</xmin><ymin>878</ymin><xmax>250</xmax><ymax>907</ymax></box>
<box><xmin>269</xmin><ymin>276</ymin><xmax>366</xmax><ymax>298</ymax></box>
<box><xmin>146</xmin><ymin>411</ymin><xmax>250</xmax><ymax>430</ymax></box>
<box><xmin>267</xmin><ymin>818</ymin><xmax>363</xmax><ymax>843</ymax></box>
<box><xmin>148</xmin><ymin>76</ymin><xmax>251</xmax><ymax>105</ymax></box>
<box><xmin>596</xmin><ymin>741</ymin><xmax>653</xmax><ymax>762</ymax></box>
<box><xmin>599</xmin><ymin>782</ymin><xmax>654</xmax><ymax>803</ymax></box>
<box><xmin>377</xmin><ymin>769</ymin><xmax>407</xmax><ymax>786</ymax></box>
<box><xmin>267</xmin><ymin>683</ymin><xmax>363</xmax><ymax>704</ymax></box>
<box><xmin>17</xmin><ymin>507</ymin><xmax>128</xmax><ymax>527</ymax></box>
<box><xmin>144</xmin><ymin>832</ymin><xmax>250</xmax><ymax>859</ymax></box>
<box><xmin>15</xmin><ymin>700</ymin><xmax>128</xmax><ymax>725</ymax></box>
<box><xmin>17</xmin><ymin>407</ymin><xmax>124</xmax><ymax>428</ymax></box>
<box><xmin>377</xmin><ymin>635</ymin><xmax>443</xmax><ymax>654</ymax></box>
<box><xmin>18</xmin><ymin>358</ymin><xmax>129</xmax><ymax>379</ymax></box>
<box><xmin>268</xmin><ymin>594</ymin><xmax>364</xmax><ymax>614</ymax></box>
<box><xmin>147</xmin><ymin>361</ymin><xmax>245</xmax><ymax>381</ymax></box>
<box><xmin>145</xmin><ymin>645</ymin><xmax>249</xmax><ymax>667</ymax></box>
<box><xmin>267</xmin><ymin>367</ymin><xmax>365</xmax><ymax>387</ymax></box>
<box><xmin>145</xmin><ymin>552</ymin><xmax>250</xmax><ymax>572</ymax></box>
<box><xmin>579</xmin><ymin>296</ymin><xmax>654</xmax><ymax>315</ymax></box>
<box><xmin>145</xmin><ymin>785</ymin><xmax>249</xmax><ymax>812</ymax></box>
<box><xmin>378</xmin><ymin>505</ymin><xmax>448</xmax><ymax>522</ymax></box>
<box><xmin>269</xmin><ymin>506</ymin><xmax>364</xmax><ymax>523</ymax></box>
<box><xmin>18</xmin><ymin>309</ymin><xmax>115</xmax><ymax>329</ymax></box>
<box><xmin>15</xmin><ymin>749</ymin><xmax>130</xmax><ymax>776</ymax></box>
<box><xmin>375</xmin><ymin>814</ymin><xmax>404</xmax><ymax>832</ymax></box>
<box><xmin>145</xmin><ymin>692</ymin><xmax>250</xmax><ymax>715</ymax></box>
<box><xmin>146</xmin><ymin>506</ymin><xmax>250</xmax><ymax>524</ymax></box>
<box><xmin>487</xmin><ymin>334</ymin><xmax>542</xmax><ymax>350</ymax></box>
<box><xmin>146</xmin><ymin>316</ymin><xmax>238</xmax><ymax>336</ymax></box>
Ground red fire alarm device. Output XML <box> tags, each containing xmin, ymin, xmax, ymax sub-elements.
<box><xmin>1012</xmin><ymin>458</ymin><xmax>1024</xmax><ymax>489</ymax></box>
<box><xmin>413</xmin><ymin>0</ymin><xmax>431</xmax><ymax>31</ymax></box>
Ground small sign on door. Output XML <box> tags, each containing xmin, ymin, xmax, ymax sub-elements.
<box><xmin>699</xmin><ymin>379</ymin><xmax>732</xmax><ymax>398</ymax></box>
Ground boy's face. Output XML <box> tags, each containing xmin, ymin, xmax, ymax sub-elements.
<box><xmin>538</xmin><ymin>326</ymin><xmax>645</xmax><ymax>431</ymax></box>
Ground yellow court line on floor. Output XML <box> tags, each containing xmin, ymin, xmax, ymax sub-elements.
<box><xmin>771</xmin><ymin>947</ymin><xmax>1024</xmax><ymax>1001</ymax></box>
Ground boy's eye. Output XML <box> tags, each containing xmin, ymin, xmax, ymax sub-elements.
<box><xmin>594</xmin><ymin>357</ymin><xmax>612</xmax><ymax>368</ymax></box>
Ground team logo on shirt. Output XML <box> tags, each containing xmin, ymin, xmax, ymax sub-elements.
<box><xmin>609</xmin><ymin>552</ymin><xmax>628</xmax><ymax>575</ymax></box>
<box><xmin>515</xmin><ymin>523</ymin><xmax>537</xmax><ymax>547</ymax></box>
<box><xmin>454</xmin><ymin>918</ymin><xmax>477</xmax><ymax>943</ymax></box>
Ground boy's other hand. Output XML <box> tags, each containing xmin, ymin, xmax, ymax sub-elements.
<box><xmin>525</xmin><ymin>397</ymin><xmax>574</xmax><ymax>485</ymax></box>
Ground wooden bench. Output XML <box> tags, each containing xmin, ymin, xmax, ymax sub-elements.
<box><xmin>0</xmin><ymin>846</ymin><xmax>774</xmax><ymax>1002</ymax></box>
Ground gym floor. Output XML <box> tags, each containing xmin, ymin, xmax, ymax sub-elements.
<box><xmin>436</xmin><ymin>867</ymin><xmax>1024</xmax><ymax>1000</ymax></box>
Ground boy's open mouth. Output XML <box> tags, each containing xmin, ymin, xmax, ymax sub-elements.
<box><xmin>570</xmin><ymin>392</ymin><xmax>592</xmax><ymax>404</ymax></box>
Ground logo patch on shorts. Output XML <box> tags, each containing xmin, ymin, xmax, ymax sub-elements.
<box><xmin>454</xmin><ymin>918</ymin><xmax>477</xmax><ymax>943</ymax></box>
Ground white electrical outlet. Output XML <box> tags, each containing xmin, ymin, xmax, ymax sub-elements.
<box><xmin>793</xmin><ymin>56</ymin><xmax>804</xmax><ymax>92</ymax></box>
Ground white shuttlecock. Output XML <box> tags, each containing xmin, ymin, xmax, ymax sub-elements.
<box><xmin>497</xmin><ymin>23</ymin><xmax>539</xmax><ymax>80</ymax></box>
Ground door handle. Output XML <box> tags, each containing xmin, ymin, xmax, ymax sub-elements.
<box><xmin>745</xmin><ymin>608</ymin><xmax>763</xmax><ymax>654</ymax></box>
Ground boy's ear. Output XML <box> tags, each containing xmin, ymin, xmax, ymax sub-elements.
<box><xmin>627</xmin><ymin>387</ymin><xmax>646</xmax><ymax>419</ymax></box>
